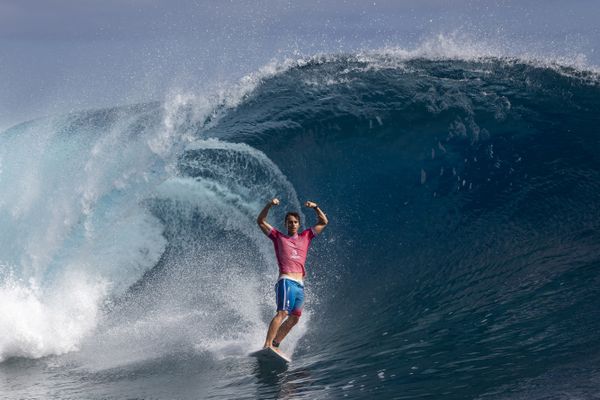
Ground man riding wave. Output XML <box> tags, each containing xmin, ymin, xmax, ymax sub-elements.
<box><xmin>257</xmin><ymin>198</ymin><xmax>328</xmax><ymax>350</ymax></box>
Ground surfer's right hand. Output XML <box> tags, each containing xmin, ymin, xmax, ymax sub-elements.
<box><xmin>271</xmin><ymin>198</ymin><xmax>280</xmax><ymax>206</ymax></box>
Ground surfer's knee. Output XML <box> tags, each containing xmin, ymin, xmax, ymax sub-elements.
<box><xmin>287</xmin><ymin>315</ymin><xmax>300</xmax><ymax>325</ymax></box>
<box><xmin>275</xmin><ymin>310</ymin><xmax>288</xmax><ymax>320</ymax></box>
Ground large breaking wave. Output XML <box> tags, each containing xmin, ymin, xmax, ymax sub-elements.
<box><xmin>1</xmin><ymin>41</ymin><xmax>600</xmax><ymax>398</ymax></box>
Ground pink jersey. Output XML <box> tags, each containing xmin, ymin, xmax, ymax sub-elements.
<box><xmin>268</xmin><ymin>227</ymin><xmax>317</xmax><ymax>277</ymax></box>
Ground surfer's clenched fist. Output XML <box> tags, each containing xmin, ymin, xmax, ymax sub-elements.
<box><xmin>305</xmin><ymin>201</ymin><xmax>328</xmax><ymax>230</ymax></box>
<box><xmin>257</xmin><ymin>198</ymin><xmax>279</xmax><ymax>235</ymax></box>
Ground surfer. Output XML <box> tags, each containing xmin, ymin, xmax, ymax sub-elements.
<box><xmin>257</xmin><ymin>198</ymin><xmax>328</xmax><ymax>351</ymax></box>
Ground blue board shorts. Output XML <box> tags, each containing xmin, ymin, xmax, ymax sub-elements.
<box><xmin>275</xmin><ymin>278</ymin><xmax>305</xmax><ymax>316</ymax></box>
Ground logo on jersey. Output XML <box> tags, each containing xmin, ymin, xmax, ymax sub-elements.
<box><xmin>290</xmin><ymin>249</ymin><xmax>301</xmax><ymax>260</ymax></box>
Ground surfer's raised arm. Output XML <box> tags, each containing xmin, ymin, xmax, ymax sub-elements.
<box><xmin>305</xmin><ymin>201</ymin><xmax>328</xmax><ymax>235</ymax></box>
<box><xmin>257</xmin><ymin>198</ymin><xmax>279</xmax><ymax>235</ymax></box>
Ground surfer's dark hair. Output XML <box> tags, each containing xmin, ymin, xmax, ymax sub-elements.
<box><xmin>285</xmin><ymin>212</ymin><xmax>301</xmax><ymax>224</ymax></box>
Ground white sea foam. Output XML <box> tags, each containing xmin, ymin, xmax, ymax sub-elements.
<box><xmin>0</xmin><ymin>269</ymin><xmax>108</xmax><ymax>361</ymax></box>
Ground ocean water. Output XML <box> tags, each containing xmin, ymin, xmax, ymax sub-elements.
<box><xmin>1</xmin><ymin>48</ymin><xmax>600</xmax><ymax>399</ymax></box>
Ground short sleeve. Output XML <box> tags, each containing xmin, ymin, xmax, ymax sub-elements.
<box><xmin>307</xmin><ymin>227</ymin><xmax>317</xmax><ymax>240</ymax></box>
<box><xmin>268</xmin><ymin>227</ymin><xmax>280</xmax><ymax>240</ymax></box>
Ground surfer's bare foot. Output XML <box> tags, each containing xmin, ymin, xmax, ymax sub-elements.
<box><xmin>262</xmin><ymin>345</ymin><xmax>280</xmax><ymax>353</ymax></box>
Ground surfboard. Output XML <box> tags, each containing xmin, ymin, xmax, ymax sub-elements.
<box><xmin>250</xmin><ymin>347</ymin><xmax>291</xmax><ymax>364</ymax></box>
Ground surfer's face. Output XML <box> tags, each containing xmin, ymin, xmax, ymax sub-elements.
<box><xmin>285</xmin><ymin>215</ymin><xmax>300</xmax><ymax>235</ymax></box>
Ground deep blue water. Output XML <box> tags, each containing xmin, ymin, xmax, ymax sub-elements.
<box><xmin>1</xmin><ymin>54</ymin><xmax>599</xmax><ymax>399</ymax></box>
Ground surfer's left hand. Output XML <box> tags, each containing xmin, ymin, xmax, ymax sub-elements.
<box><xmin>304</xmin><ymin>201</ymin><xmax>318</xmax><ymax>208</ymax></box>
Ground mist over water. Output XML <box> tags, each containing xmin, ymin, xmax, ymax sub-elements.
<box><xmin>1</xmin><ymin>34</ymin><xmax>600</xmax><ymax>399</ymax></box>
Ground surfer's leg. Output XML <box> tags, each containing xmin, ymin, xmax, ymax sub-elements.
<box><xmin>273</xmin><ymin>282</ymin><xmax>304</xmax><ymax>344</ymax></box>
<box><xmin>264</xmin><ymin>279</ymin><xmax>296</xmax><ymax>348</ymax></box>
<box><xmin>264</xmin><ymin>310</ymin><xmax>288</xmax><ymax>348</ymax></box>
<box><xmin>273</xmin><ymin>315</ymin><xmax>299</xmax><ymax>344</ymax></box>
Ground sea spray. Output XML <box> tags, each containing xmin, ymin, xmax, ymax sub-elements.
<box><xmin>0</xmin><ymin>268</ymin><xmax>108</xmax><ymax>361</ymax></box>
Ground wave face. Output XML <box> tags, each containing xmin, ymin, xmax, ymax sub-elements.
<box><xmin>1</xmin><ymin>54</ymin><xmax>600</xmax><ymax>399</ymax></box>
